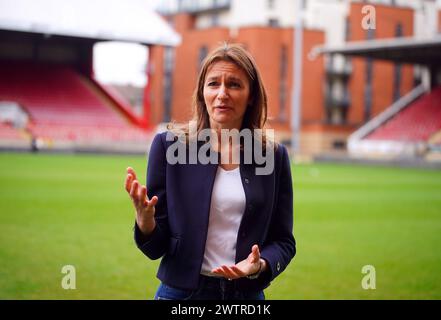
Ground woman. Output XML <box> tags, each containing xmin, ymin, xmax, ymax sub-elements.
<box><xmin>125</xmin><ymin>43</ymin><xmax>296</xmax><ymax>300</ymax></box>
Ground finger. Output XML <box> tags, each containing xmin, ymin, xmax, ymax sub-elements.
<box><xmin>125</xmin><ymin>174</ymin><xmax>134</xmax><ymax>193</ymax></box>
<box><xmin>211</xmin><ymin>268</ymin><xmax>224</xmax><ymax>276</ymax></box>
<box><xmin>126</xmin><ymin>167</ymin><xmax>138</xmax><ymax>181</ymax></box>
<box><xmin>139</xmin><ymin>185</ymin><xmax>147</xmax><ymax>205</ymax></box>
<box><xmin>230</xmin><ymin>265</ymin><xmax>246</xmax><ymax>277</ymax></box>
<box><xmin>130</xmin><ymin>180</ymin><xmax>140</xmax><ymax>204</ymax></box>
<box><xmin>211</xmin><ymin>268</ymin><xmax>229</xmax><ymax>278</ymax></box>
<box><xmin>224</xmin><ymin>267</ymin><xmax>240</xmax><ymax>280</ymax></box>
<box><xmin>220</xmin><ymin>265</ymin><xmax>239</xmax><ymax>279</ymax></box>
<box><xmin>251</xmin><ymin>245</ymin><xmax>260</xmax><ymax>263</ymax></box>
<box><xmin>225</xmin><ymin>266</ymin><xmax>241</xmax><ymax>278</ymax></box>
<box><xmin>146</xmin><ymin>195</ymin><xmax>158</xmax><ymax>207</ymax></box>
<box><xmin>211</xmin><ymin>267</ymin><xmax>230</xmax><ymax>279</ymax></box>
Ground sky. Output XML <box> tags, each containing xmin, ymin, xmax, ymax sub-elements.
<box><xmin>93</xmin><ymin>41</ymin><xmax>148</xmax><ymax>87</ymax></box>
<box><xmin>92</xmin><ymin>0</ymin><xmax>160</xmax><ymax>87</ymax></box>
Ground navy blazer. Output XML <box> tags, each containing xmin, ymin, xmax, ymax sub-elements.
<box><xmin>134</xmin><ymin>131</ymin><xmax>296</xmax><ymax>291</ymax></box>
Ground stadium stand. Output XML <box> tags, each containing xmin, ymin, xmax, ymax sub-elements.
<box><xmin>0</xmin><ymin>0</ymin><xmax>180</xmax><ymax>153</ymax></box>
<box><xmin>317</xmin><ymin>35</ymin><xmax>441</xmax><ymax>162</ymax></box>
<box><xmin>365</xmin><ymin>86</ymin><xmax>441</xmax><ymax>142</ymax></box>
<box><xmin>0</xmin><ymin>61</ymin><xmax>150</xmax><ymax>151</ymax></box>
<box><xmin>0</xmin><ymin>122</ymin><xmax>31</xmax><ymax>149</ymax></box>
<box><xmin>0</xmin><ymin>101</ymin><xmax>32</xmax><ymax>148</ymax></box>
<box><xmin>345</xmin><ymin>85</ymin><xmax>441</xmax><ymax>159</ymax></box>
<box><xmin>426</xmin><ymin>129</ymin><xmax>441</xmax><ymax>161</ymax></box>
<box><xmin>429</xmin><ymin>130</ymin><xmax>441</xmax><ymax>146</ymax></box>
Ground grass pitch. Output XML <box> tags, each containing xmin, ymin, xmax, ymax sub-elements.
<box><xmin>0</xmin><ymin>152</ymin><xmax>440</xmax><ymax>299</ymax></box>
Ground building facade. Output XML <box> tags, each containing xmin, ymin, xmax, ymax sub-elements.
<box><xmin>149</xmin><ymin>0</ymin><xmax>440</xmax><ymax>155</ymax></box>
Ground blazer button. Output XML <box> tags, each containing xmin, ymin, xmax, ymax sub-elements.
<box><xmin>241</xmin><ymin>231</ymin><xmax>246</xmax><ymax>238</ymax></box>
<box><xmin>244</xmin><ymin>178</ymin><xmax>249</xmax><ymax>184</ymax></box>
<box><xmin>277</xmin><ymin>262</ymin><xmax>281</xmax><ymax>272</ymax></box>
<box><xmin>248</xmin><ymin>204</ymin><xmax>253</xmax><ymax>212</ymax></box>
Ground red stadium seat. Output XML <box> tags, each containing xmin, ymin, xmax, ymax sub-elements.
<box><xmin>0</xmin><ymin>122</ymin><xmax>29</xmax><ymax>141</ymax></box>
<box><xmin>0</xmin><ymin>61</ymin><xmax>150</xmax><ymax>146</ymax></box>
<box><xmin>366</xmin><ymin>87</ymin><xmax>441</xmax><ymax>143</ymax></box>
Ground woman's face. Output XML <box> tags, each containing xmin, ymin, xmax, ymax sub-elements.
<box><xmin>203</xmin><ymin>60</ymin><xmax>251</xmax><ymax>130</ymax></box>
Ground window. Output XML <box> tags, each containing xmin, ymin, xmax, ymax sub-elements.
<box><xmin>211</xmin><ymin>13</ymin><xmax>219</xmax><ymax>27</ymax></box>
<box><xmin>268</xmin><ymin>18</ymin><xmax>279</xmax><ymax>27</ymax></box>
<box><xmin>279</xmin><ymin>46</ymin><xmax>288</xmax><ymax>122</ymax></box>
<box><xmin>364</xmin><ymin>29</ymin><xmax>375</xmax><ymax>121</ymax></box>
<box><xmin>364</xmin><ymin>58</ymin><xmax>373</xmax><ymax>121</ymax></box>
<box><xmin>164</xmin><ymin>46</ymin><xmax>174</xmax><ymax>72</ymax></box>
<box><xmin>393</xmin><ymin>23</ymin><xmax>403</xmax><ymax>102</ymax></box>
<box><xmin>395</xmin><ymin>23</ymin><xmax>403</xmax><ymax>37</ymax></box>
<box><xmin>366</xmin><ymin>28</ymin><xmax>375</xmax><ymax>41</ymax></box>
<box><xmin>177</xmin><ymin>0</ymin><xmax>183</xmax><ymax>11</ymax></box>
<box><xmin>198</xmin><ymin>46</ymin><xmax>208</xmax><ymax>71</ymax></box>
<box><xmin>267</xmin><ymin>0</ymin><xmax>275</xmax><ymax>10</ymax></box>
<box><xmin>344</xmin><ymin>17</ymin><xmax>351</xmax><ymax>41</ymax></box>
<box><xmin>393</xmin><ymin>63</ymin><xmax>402</xmax><ymax>102</ymax></box>
<box><xmin>163</xmin><ymin>47</ymin><xmax>175</xmax><ymax>122</ymax></box>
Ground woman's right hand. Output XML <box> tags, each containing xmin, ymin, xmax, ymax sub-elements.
<box><xmin>125</xmin><ymin>167</ymin><xmax>158</xmax><ymax>236</ymax></box>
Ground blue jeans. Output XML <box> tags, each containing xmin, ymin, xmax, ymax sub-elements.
<box><xmin>154</xmin><ymin>275</ymin><xmax>265</xmax><ymax>300</ymax></box>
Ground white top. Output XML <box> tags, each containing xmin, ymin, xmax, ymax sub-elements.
<box><xmin>201</xmin><ymin>166</ymin><xmax>246</xmax><ymax>276</ymax></box>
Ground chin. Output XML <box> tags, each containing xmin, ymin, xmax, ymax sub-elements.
<box><xmin>213</xmin><ymin>116</ymin><xmax>232</xmax><ymax>124</ymax></box>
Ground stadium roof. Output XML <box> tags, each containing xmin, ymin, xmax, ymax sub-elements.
<box><xmin>0</xmin><ymin>0</ymin><xmax>181</xmax><ymax>46</ymax></box>
<box><xmin>311</xmin><ymin>35</ymin><xmax>441</xmax><ymax>65</ymax></box>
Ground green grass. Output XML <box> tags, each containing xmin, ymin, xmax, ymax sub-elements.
<box><xmin>0</xmin><ymin>153</ymin><xmax>440</xmax><ymax>299</ymax></box>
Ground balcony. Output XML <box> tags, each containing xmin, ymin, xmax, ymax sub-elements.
<box><xmin>325</xmin><ymin>56</ymin><xmax>352</xmax><ymax>79</ymax></box>
<box><xmin>325</xmin><ymin>92</ymin><xmax>351</xmax><ymax>109</ymax></box>
<box><xmin>158</xmin><ymin>0</ymin><xmax>231</xmax><ymax>15</ymax></box>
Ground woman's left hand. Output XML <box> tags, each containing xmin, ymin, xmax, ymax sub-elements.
<box><xmin>211</xmin><ymin>244</ymin><xmax>264</xmax><ymax>280</ymax></box>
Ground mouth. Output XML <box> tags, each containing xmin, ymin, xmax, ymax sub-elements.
<box><xmin>214</xmin><ymin>106</ymin><xmax>233</xmax><ymax>111</ymax></box>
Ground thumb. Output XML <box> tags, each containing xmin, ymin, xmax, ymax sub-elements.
<box><xmin>251</xmin><ymin>244</ymin><xmax>260</xmax><ymax>263</ymax></box>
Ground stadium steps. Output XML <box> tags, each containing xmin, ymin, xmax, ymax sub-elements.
<box><xmin>77</xmin><ymin>74</ymin><xmax>135</xmax><ymax>126</ymax></box>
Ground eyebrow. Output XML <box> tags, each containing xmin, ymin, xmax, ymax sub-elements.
<box><xmin>206</xmin><ymin>75</ymin><xmax>244</xmax><ymax>83</ymax></box>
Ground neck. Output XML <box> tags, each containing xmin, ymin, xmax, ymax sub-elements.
<box><xmin>210</xmin><ymin>122</ymin><xmax>241</xmax><ymax>148</ymax></box>
<box><xmin>209</xmin><ymin>120</ymin><xmax>242</xmax><ymax>134</ymax></box>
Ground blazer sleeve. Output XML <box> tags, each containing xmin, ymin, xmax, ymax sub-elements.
<box><xmin>134</xmin><ymin>132</ymin><xmax>170</xmax><ymax>260</ymax></box>
<box><xmin>259</xmin><ymin>144</ymin><xmax>296</xmax><ymax>283</ymax></box>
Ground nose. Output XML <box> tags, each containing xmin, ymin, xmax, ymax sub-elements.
<box><xmin>217</xmin><ymin>84</ymin><xmax>228</xmax><ymax>100</ymax></box>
